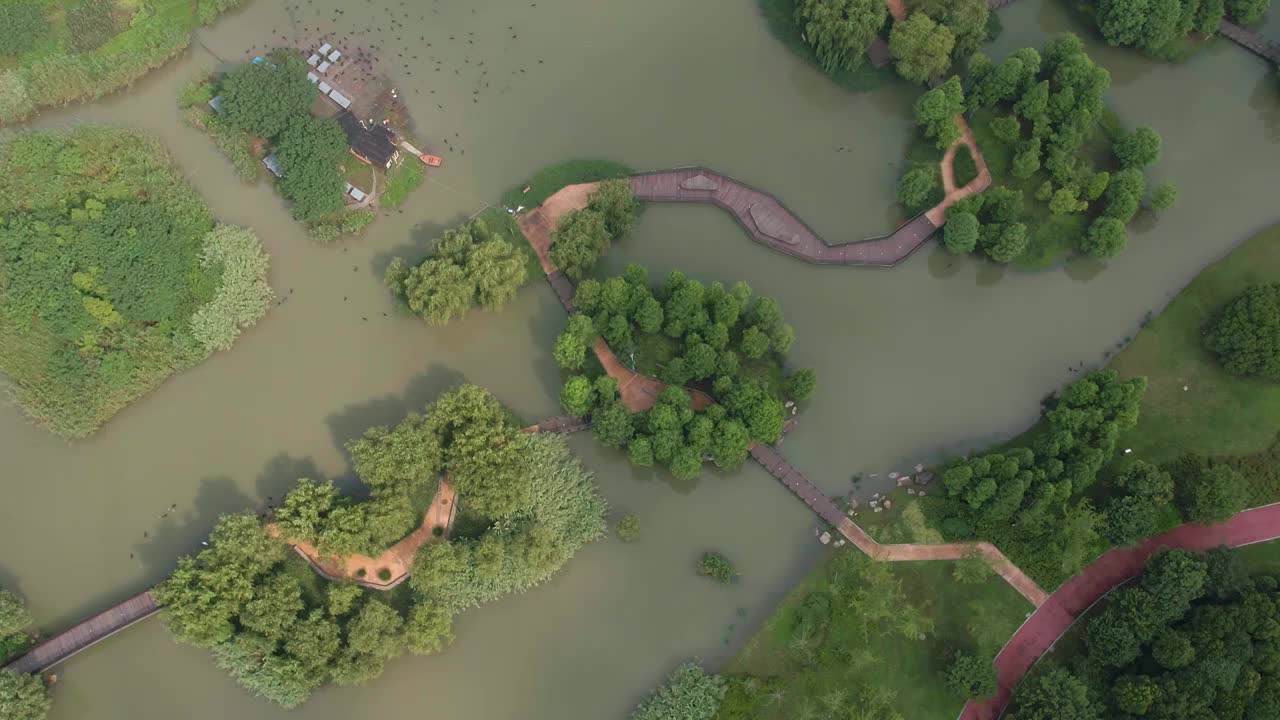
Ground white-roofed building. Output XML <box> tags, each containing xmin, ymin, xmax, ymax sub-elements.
<box><xmin>263</xmin><ymin>153</ymin><xmax>283</xmax><ymax>178</ymax></box>
<box><xmin>328</xmin><ymin>49</ymin><xmax>342</xmax><ymax>62</ymax></box>
<box><xmin>307</xmin><ymin>72</ymin><xmax>319</xmax><ymax>84</ymax></box>
<box><xmin>328</xmin><ymin>90</ymin><xmax>351</xmax><ymax>109</ymax></box>
<box><xmin>307</xmin><ymin>53</ymin><xmax>320</xmax><ymax>66</ymax></box>
<box><xmin>317</xmin><ymin>60</ymin><xmax>331</xmax><ymax>73</ymax></box>
<box><xmin>318</xmin><ymin>81</ymin><xmax>332</xmax><ymax>94</ymax></box>
<box><xmin>349</xmin><ymin>186</ymin><xmax>367</xmax><ymax>202</ymax></box>
<box><xmin>208</xmin><ymin>95</ymin><xmax>223</xmax><ymax>113</ymax></box>
<box><xmin>318</xmin><ymin>42</ymin><xmax>332</xmax><ymax>55</ymax></box>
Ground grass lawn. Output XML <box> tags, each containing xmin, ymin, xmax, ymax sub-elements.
<box><xmin>633</xmin><ymin>331</ymin><xmax>679</xmax><ymax>378</ymax></box>
<box><xmin>720</xmin><ymin>548</ymin><xmax>1032</xmax><ymax>719</ymax></box>
<box><xmin>343</xmin><ymin>158</ymin><xmax>375</xmax><ymax>195</ymax></box>
<box><xmin>500</xmin><ymin>159</ymin><xmax>635</xmax><ymax>210</ymax></box>
<box><xmin>1109</xmin><ymin>223</ymin><xmax>1280</xmax><ymax>464</ymax></box>
<box><xmin>381</xmin><ymin>158</ymin><xmax>425</xmax><ymax>208</ymax></box>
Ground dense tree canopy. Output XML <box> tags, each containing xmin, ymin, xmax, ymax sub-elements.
<box><xmin>1204</xmin><ymin>283</ymin><xmax>1280</xmax><ymax>380</ymax></box>
<box><xmin>630</xmin><ymin>661</ymin><xmax>727</xmax><ymax>720</ymax></box>
<box><xmin>909</xmin><ymin>0</ymin><xmax>991</xmax><ymax>61</ymax></box>
<box><xmin>274</xmin><ymin>115</ymin><xmax>348</xmax><ymax>223</ymax></box>
<box><xmin>385</xmin><ymin>215</ymin><xmax>529</xmax><ymax>325</ymax></box>
<box><xmin>0</xmin><ymin>670</ymin><xmax>50</xmax><ymax>720</ymax></box>
<box><xmin>914</xmin><ymin>76</ymin><xmax>966</xmax><ymax>150</ymax></box>
<box><xmin>220</xmin><ymin>56</ymin><xmax>315</xmax><ymax>140</ymax></box>
<box><xmin>1011</xmin><ymin>548</ymin><xmax>1280</xmax><ymax>720</ymax></box>
<box><xmin>794</xmin><ymin>0</ymin><xmax>887</xmax><ymax>74</ymax></box>
<box><xmin>890</xmin><ymin>12</ymin><xmax>956</xmax><ymax>84</ymax></box>
<box><xmin>562</xmin><ymin>265</ymin><xmax>812</xmax><ymax>480</ymax></box>
<box><xmin>1227</xmin><ymin>0</ymin><xmax>1272</xmax><ymax>24</ymax></box>
<box><xmin>925</xmin><ymin>370</ymin><xmax>1146</xmax><ymax>585</ymax></box>
<box><xmin>0</xmin><ymin>128</ymin><xmax>271</xmax><ymax>437</ymax></box>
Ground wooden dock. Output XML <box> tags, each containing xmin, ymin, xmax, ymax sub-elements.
<box><xmin>1219</xmin><ymin>18</ymin><xmax>1280</xmax><ymax>65</ymax></box>
<box><xmin>629</xmin><ymin>169</ymin><xmax>939</xmax><ymax>267</ymax></box>
<box><xmin>545</xmin><ymin>270</ymin><xmax>577</xmax><ymax>314</ymax></box>
<box><xmin>3</xmin><ymin>591</ymin><xmax>159</xmax><ymax>675</ymax></box>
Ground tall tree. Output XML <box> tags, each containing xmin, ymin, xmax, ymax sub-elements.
<box><xmin>890</xmin><ymin>13</ymin><xmax>956</xmax><ymax>84</ymax></box>
<box><xmin>794</xmin><ymin>0</ymin><xmax>887</xmax><ymax>74</ymax></box>
<box><xmin>220</xmin><ymin>57</ymin><xmax>315</xmax><ymax>139</ymax></box>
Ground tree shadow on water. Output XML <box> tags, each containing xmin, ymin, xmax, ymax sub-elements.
<box><xmin>368</xmin><ymin>213</ymin><xmax>469</xmax><ymax>281</ymax></box>
<box><xmin>255</xmin><ymin>453</ymin><xmax>326</xmax><ymax>503</ymax></box>
<box><xmin>131</xmin><ymin>476</ymin><xmax>254</xmax><ymax>579</ymax></box>
<box><xmin>322</xmin><ymin>363</ymin><xmax>468</xmax><ymax>465</ymax></box>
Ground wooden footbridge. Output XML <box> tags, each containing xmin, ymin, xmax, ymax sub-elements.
<box><xmin>2</xmin><ymin>591</ymin><xmax>159</xmax><ymax>675</ymax></box>
<box><xmin>1220</xmin><ymin>18</ymin><xmax>1280</xmax><ymax>65</ymax></box>
<box><xmin>629</xmin><ymin>169</ymin><xmax>939</xmax><ymax>267</ymax></box>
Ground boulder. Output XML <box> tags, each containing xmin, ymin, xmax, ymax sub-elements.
<box><xmin>883</xmin><ymin>500</ymin><xmax>892</xmax><ymax>510</ymax></box>
<box><xmin>914</xmin><ymin>471</ymin><xmax>934</xmax><ymax>486</ymax></box>
<box><xmin>874</xmin><ymin>506</ymin><xmax>884</xmax><ymax>513</ymax></box>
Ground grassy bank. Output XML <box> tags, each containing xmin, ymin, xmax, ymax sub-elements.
<box><xmin>719</xmin><ymin>542</ymin><xmax>1031</xmax><ymax>719</ymax></box>
<box><xmin>0</xmin><ymin>0</ymin><xmax>247</xmax><ymax>126</ymax></box>
<box><xmin>500</xmin><ymin>159</ymin><xmax>634</xmax><ymax>210</ymax></box>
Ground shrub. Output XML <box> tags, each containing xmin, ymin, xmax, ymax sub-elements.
<box><xmin>1176</xmin><ymin>464</ymin><xmax>1248</xmax><ymax>525</ymax></box>
<box><xmin>953</xmin><ymin>144</ymin><xmax>979</xmax><ymax>187</ymax></box>
<box><xmin>189</xmin><ymin>226</ymin><xmax>273</xmax><ymax>353</ymax></box>
<box><xmin>0</xmin><ymin>1</ymin><xmax>48</xmax><ymax>57</ymax></box>
<box><xmin>943</xmin><ymin>211</ymin><xmax>980</xmax><ymax>254</ymax></box>
<box><xmin>615</xmin><ymin>513</ymin><xmax>641</xmax><ymax>543</ymax></box>
<box><xmin>947</xmin><ymin>651</ymin><xmax>998</xmax><ymax>699</ymax></box>
<box><xmin>66</xmin><ymin>0</ymin><xmax>117</xmax><ymax>53</ymax></box>
<box><xmin>1204</xmin><ymin>283</ymin><xmax>1280</xmax><ymax>379</ymax></box>
<box><xmin>1149</xmin><ymin>180</ymin><xmax>1177</xmax><ymax>211</ymax></box>
<box><xmin>630</xmin><ymin>661</ymin><xmax>726</xmax><ymax>720</ymax></box>
<box><xmin>377</xmin><ymin>568</ymin><xmax>392</xmax><ymax>582</ymax></box>
<box><xmin>697</xmin><ymin>551</ymin><xmax>738</xmax><ymax>584</ymax></box>
<box><xmin>785</xmin><ymin>368</ymin><xmax>818</xmax><ymax>401</ymax></box>
<box><xmin>897</xmin><ymin>167</ymin><xmax>941</xmax><ymax>215</ymax></box>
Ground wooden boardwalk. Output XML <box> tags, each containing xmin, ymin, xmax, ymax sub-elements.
<box><xmin>629</xmin><ymin>169</ymin><xmax>939</xmax><ymax>267</ymax></box>
<box><xmin>545</xmin><ymin>270</ymin><xmax>577</xmax><ymax>314</ymax></box>
<box><xmin>750</xmin><ymin>443</ymin><xmax>1049</xmax><ymax>607</ymax></box>
<box><xmin>1220</xmin><ymin>18</ymin><xmax>1280</xmax><ymax>65</ymax></box>
<box><xmin>3</xmin><ymin>591</ymin><xmax>159</xmax><ymax>674</ymax></box>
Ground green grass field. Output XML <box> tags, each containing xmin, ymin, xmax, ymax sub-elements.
<box><xmin>720</xmin><ymin>547</ymin><xmax>1031</xmax><ymax>719</ymax></box>
<box><xmin>500</xmin><ymin>159</ymin><xmax>635</xmax><ymax>210</ymax></box>
<box><xmin>1110</xmin><ymin>224</ymin><xmax>1280</xmax><ymax>463</ymax></box>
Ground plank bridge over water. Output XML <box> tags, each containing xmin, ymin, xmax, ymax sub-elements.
<box><xmin>3</xmin><ymin>591</ymin><xmax>159</xmax><ymax>675</ymax></box>
<box><xmin>1220</xmin><ymin>18</ymin><xmax>1280</xmax><ymax>65</ymax></box>
<box><xmin>630</xmin><ymin>169</ymin><xmax>938</xmax><ymax>267</ymax></box>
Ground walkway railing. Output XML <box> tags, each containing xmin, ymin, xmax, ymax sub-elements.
<box><xmin>2</xmin><ymin>591</ymin><xmax>159</xmax><ymax>674</ymax></box>
<box><xmin>1219</xmin><ymin>18</ymin><xmax>1280</xmax><ymax>65</ymax></box>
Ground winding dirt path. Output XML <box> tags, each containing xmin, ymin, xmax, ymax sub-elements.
<box><xmin>929</xmin><ymin>117</ymin><xmax>992</xmax><ymax>226</ymax></box>
<box><xmin>958</xmin><ymin>503</ymin><xmax>1280</xmax><ymax>720</ymax></box>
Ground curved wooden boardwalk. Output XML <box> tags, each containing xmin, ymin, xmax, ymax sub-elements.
<box><xmin>750</xmin><ymin>443</ymin><xmax>1048</xmax><ymax>606</ymax></box>
<box><xmin>958</xmin><ymin>502</ymin><xmax>1280</xmax><ymax>720</ymax></box>
<box><xmin>1219</xmin><ymin>18</ymin><xmax>1280</xmax><ymax>65</ymax></box>
<box><xmin>2</xmin><ymin>591</ymin><xmax>159</xmax><ymax>674</ymax></box>
<box><xmin>630</xmin><ymin>169</ymin><xmax>940</xmax><ymax>267</ymax></box>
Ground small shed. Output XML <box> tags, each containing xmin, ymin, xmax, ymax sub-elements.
<box><xmin>317</xmin><ymin>81</ymin><xmax>332</xmax><ymax>94</ymax></box>
<box><xmin>328</xmin><ymin>90</ymin><xmax>351</xmax><ymax>109</ymax></box>
<box><xmin>349</xmin><ymin>186</ymin><xmax>367</xmax><ymax>202</ymax></box>
<box><xmin>317</xmin><ymin>60</ymin><xmax>331</xmax><ymax>73</ymax></box>
<box><xmin>307</xmin><ymin>53</ymin><xmax>321</xmax><ymax>66</ymax></box>
<box><xmin>207</xmin><ymin>95</ymin><xmax>223</xmax><ymax>113</ymax></box>
<box><xmin>318</xmin><ymin>42</ymin><xmax>332</xmax><ymax>55</ymax></box>
<box><xmin>306</xmin><ymin>72</ymin><xmax>319</xmax><ymax>84</ymax></box>
<box><xmin>328</xmin><ymin>49</ymin><xmax>342</xmax><ymax>62</ymax></box>
<box><xmin>262</xmin><ymin>153</ymin><xmax>283</xmax><ymax>178</ymax></box>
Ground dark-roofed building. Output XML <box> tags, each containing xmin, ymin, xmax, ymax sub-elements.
<box><xmin>335</xmin><ymin>110</ymin><xmax>400</xmax><ymax>169</ymax></box>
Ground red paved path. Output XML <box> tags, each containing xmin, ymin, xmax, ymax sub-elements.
<box><xmin>959</xmin><ymin>502</ymin><xmax>1280</xmax><ymax>720</ymax></box>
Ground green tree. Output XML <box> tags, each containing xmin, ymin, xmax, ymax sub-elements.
<box><xmin>793</xmin><ymin>0</ymin><xmax>887</xmax><ymax>74</ymax></box>
<box><xmin>785</xmin><ymin>368</ymin><xmax>818</xmax><ymax>401</ymax></box>
<box><xmin>709</xmin><ymin>419</ymin><xmax>751</xmax><ymax>470</ymax></box>
<box><xmin>326</xmin><ymin>582</ymin><xmax>363</xmax><ymax>617</ymax></box>
<box><xmin>560</xmin><ymin>375</ymin><xmax>596</xmax><ymax>417</ymax></box>
<box><xmin>914</xmin><ymin>76</ymin><xmax>966</xmax><ymax>149</ymax></box>
<box><xmin>1114</xmin><ymin>126</ymin><xmax>1162</xmax><ymax>169</ymax></box>
<box><xmin>284</xmin><ymin>610</ymin><xmax>341</xmax><ymax>672</ymax></box>
<box><xmin>1096</xmin><ymin>0</ymin><xmax>1152</xmax><ymax>47</ymax></box>
<box><xmin>211</xmin><ymin>631</ymin><xmax>315</xmax><ymax>707</ymax></box>
<box><xmin>1196</xmin><ymin>0</ymin><xmax>1227</xmax><ymax>33</ymax></box>
<box><xmin>1011</xmin><ymin>138</ymin><xmax>1042</xmax><ymax>179</ymax></box>
<box><xmin>983</xmin><ymin>222</ymin><xmax>1028</xmax><ymax>263</ymax></box>
<box><xmin>573</xmin><ymin>278</ymin><xmax>602</xmax><ymax>313</ymax></box>
<box><xmin>1227</xmin><ymin>0</ymin><xmax>1270</xmax><ymax>24</ymax></box>
<box><xmin>1049</xmin><ymin>187</ymin><xmax>1085</xmax><ymax>215</ymax></box>
<box><xmin>1103</xmin><ymin>461</ymin><xmax>1173</xmax><ymax>545</ymax></box>
<box><xmin>1103</xmin><ymin>168</ymin><xmax>1146</xmax><ymax>222</ymax></box>
<box><xmin>943</xmin><ymin>211</ymin><xmax>980</xmax><ymax>254</ymax></box>
<box><xmin>1113</xmin><ymin>675</ymin><xmax>1159</xmax><ymax>715</ymax></box>
<box><xmin>0</xmin><ymin>669</ymin><xmax>51</xmax><ymax>720</ymax></box>
<box><xmin>275</xmin><ymin>115</ymin><xmax>347</xmax><ymax>222</ymax></box>
<box><xmin>1007</xmin><ymin>667</ymin><xmax>1097</xmax><ymax>720</ymax></box>
<box><xmin>550</xmin><ymin>208</ymin><xmax>611</xmax><ymax>279</ymax></box>
<box><xmin>890</xmin><ymin>13</ymin><xmax>956</xmax><ymax>84</ymax></box>
<box><xmin>347</xmin><ymin>416</ymin><xmax>442</xmax><ymax>497</ymax></box>
<box><xmin>346</xmin><ymin>600</ymin><xmax>405</xmax><ymax>660</ymax></box>
<box><xmin>554</xmin><ymin>315</ymin><xmax>596</xmax><ymax>370</ymax></box>
<box><xmin>220</xmin><ymin>57</ymin><xmax>315</xmax><ymax>140</ymax></box>
<box><xmin>913</xmin><ymin>0</ymin><xmax>991</xmax><ymax>60</ymax></box>
<box><xmin>0</xmin><ymin>591</ymin><xmax>32</xmax><ymax>639</ymax></box>
<box><xmin>634</xmin><ymin>295</ymin><xmax>665</xmax><ymax>334</ymax></box>
<box><xmin>394</xmin><ymin>258</ymin><xmax>472</xmax><ymax>326</ymax></box>
<box><xmin>897</xmin><ymin>167</ymin><xmax>939</xmax><ymax>214</ymax></box>
<box><xmin>1149</xmin><ymin>180</ymin><xmax>1177</xmax><ymax>211</ymax></box>
<box><xmin>405</xmin><ymin>601</ymin><xmax>454</xmax><ymax>656</ymax></box>
<box><xmin>1151</xmin><ymin>628</ymin><xmax>1196</xmax><ymax>669</ymax></box>
<box><xmin>587</xmin><ymin>179</ymin><xmax>639</xmax><ymax>239</ymax></box>
<box><xmin>1204</xmin><ymin>283</ymin><xmax>1280</xmax><ymax>379</ymax></box>
<box><xmin>947</xmin><ymin>652</ymin><xmax>998</xmax><ymax>699</ymax></box>
<box><xmin>1085</xmin><ymin>605</ymin><xmax>1141</xmax><ymax>666</ymax></box>
<box><xmin>698</xmin><ymin>552</ymin><xmax>738</xmax><ymax>583</ymax></box>
<box><xmin>615</xmin><ymin>513</ymin><xmax>641</xmax><ymax>542</ymax></box>
<box><xmin>991</xmin><ymin>115</ymin><xmax>1022</xmax><ymax>144</ymax></box>
<box><xmin>592</xmin><ymin>400</ymin><xmax>634</xmax><ymax>449</ymax></box>
<box><xmin>240</xmin><ymin>574</ymin><xmax>304</xmax><ymax>641</ymax></box>
<box><xmin>628</xmin><ymin>436</ymin><xmax>655</xmax><ymax>466</ymax></box>
<box><xmin>1177</xmin><ymin>464</ymin><xmax>1247</xmax><ymax>524</ymax></box>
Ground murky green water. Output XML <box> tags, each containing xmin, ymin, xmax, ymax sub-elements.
<box><xmin>1</xmin><ymin>0</ymin><xmax>1278</xmax><ymax>718</ymax></box>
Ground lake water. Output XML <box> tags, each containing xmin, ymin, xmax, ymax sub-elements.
<box><xmin>1</xmin><ymin>0</ymin><xmax>1277</xmax><ymax>718</ymax></box>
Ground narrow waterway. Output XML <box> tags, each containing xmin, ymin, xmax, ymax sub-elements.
<box><xmin>1</xmin><ymin>0</ymin><xmax>1277</xmax><ymax>718</ymax></box>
